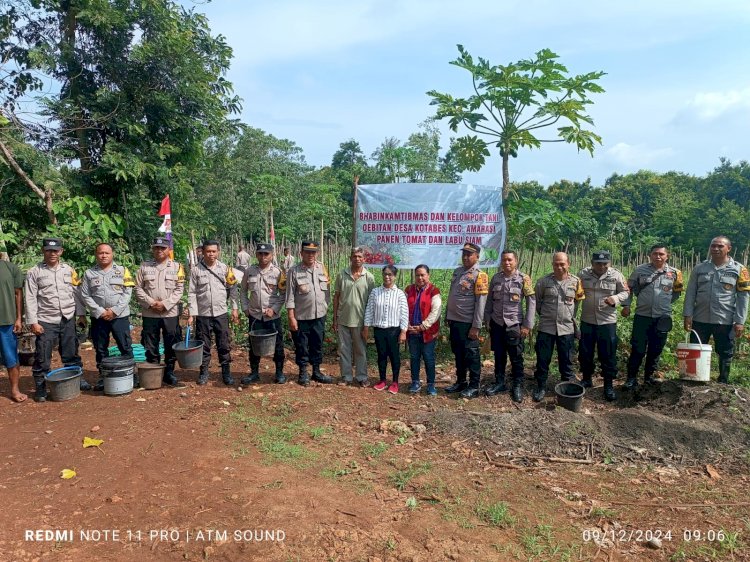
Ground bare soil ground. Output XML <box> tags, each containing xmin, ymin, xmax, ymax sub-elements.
<box><xmin>1</xmin><ymin>339</ymin><xmax>750</xmax><ymax>562</ymax></box>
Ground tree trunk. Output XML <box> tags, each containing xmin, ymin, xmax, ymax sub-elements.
<box><xmin>501</xmin><ymin>152</ymin><xmax>510</xmax><ymax>224</ymax></box>
<box><xmin>0</xmin><ymin>137</ymin><xmax>57</xmax><ymax>225</ymax></box>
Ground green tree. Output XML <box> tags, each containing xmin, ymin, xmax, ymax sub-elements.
<box><xmin>427</xmin><ymin>45</ymin><xmax>605</xmax><ymax>212</ymax></box>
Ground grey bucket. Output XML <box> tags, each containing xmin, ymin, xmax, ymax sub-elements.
<box><xmin>249</xmin><ymin>329</ymin><xmax>277</xmax><ymax>357</ymax></box>
<box><xmin>554</xmin><ymin>381</ymin><xmax>585</xmax><ymax>413</ymax></box>
<box><xmin>46</xmin><ymin>366</ymin><xmax>83</xmax><ymax>402</ymax></box>
<box><xmin>101</xmin><ymin>356</ymin><xmax>135</xmax><ymax>396</ymax></box>
<box><xmin>173</xmin><ymin>340</ymin><xmax>203</xmax><ymax>369</ymax></box>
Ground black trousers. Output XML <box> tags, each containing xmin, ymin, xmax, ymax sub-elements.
<box><xmin>248</xmin><ymin>316</ymin><xmax>285</xmax><ymax>369</ymax></box>
<box><xmin>489</xmin><ymin>320</ymin><xmax>524</xmax><ymax>382</ymax></box>
<box><xmin>91</xmin><ymin>316</ymin><xmax>133</xmax><ymax>368</ymax></box>
<box><xmin>691</xmin><ymin>321</ymin><xmax>734</xmax><ymax>364</ymax></box>
<box><xmin>32</xmin><ymin>317</ymin><xmax>82</xmax><ymax>376</ymax></box>
<box><xmin>578</xmin><ymin>321</ymin><xmax>618</xmax><ymax>381</ymax></box>
<box><xmin>374</xmin><ymin>326</ymin><xmax>401</xmax><ymax>382</ymax></box>
<box><xmin>195</xmin><ymin>313</ymin><xmax>231</xmax><ymax>368</ymax></box>
<box><xmin>534</xmin><ymin>331</ymin><xmax>575</xmax><ymax>384</ymax></box>
<box><xmin>449</xmin><ymin>320</ymin><xmax>481</xmax><ymax>385</ymax></box>
<box><xmin>291</xmin><ymin>317</ymin><xmax>325</xmax><ymax>368</ymax></box>
<box><xmin>627</xmin><ymin>315</ymin><xmax>670</xmax><ymax>378</ymax></box>
<box><xmin>141</xmin><ymin>316</ymin><xmax>181</xmax><ymax>367</ymax></box>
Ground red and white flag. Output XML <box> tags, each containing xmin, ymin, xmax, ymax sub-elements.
<box><xmin>157</xmin><ymin>195</ymin><xmax>171</xmax><ymax>233</ymax></box>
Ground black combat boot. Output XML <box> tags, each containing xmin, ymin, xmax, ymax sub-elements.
<box><xmin>298</xmin><ymin>366</ymin><xmax>310</xmax><ymax>387</ymax></box>
<box><xmin>197</xmin><ymin>366</ymin><xmax>209</xmax><ymax>386</ymax></box>
<box><xmin>221</xmin><ymin>364</ymin><xmax>235</xmax><ymax>386</ymax></box>
<box><xmin>163</xmin><ymin>363</ymin><xmax>179</xmax><ymax>386</ymax></box>
<box><xmin>623</xmin><ymin>374</ymin><xmax>638</xmax><ymax>390</ymax></box>
<box><xmin>484</xmin><ymin>373</ymin><xmax>507</xmax><ymax>396</ymax></box>
<box><xmin>241</xmin><ymin>363</ymin><xmax>261</xmax><ymax>385</ymax></box>
<box><xmin>274</xmin><ymin>361</ymin><xmax>286</xmax><ymax>384</ymax></box>
<box><xmin>445</xmin><ymin>376</ymin><xmax>468</xmax><ymax>394</ymax></box>
<box><xmin>580</xmin><ymin>375</ymin><xmax>593</xmax><ymax>389</ymax></box>
<box><xmin>511</xmin><ymin>381</ymin><xmax>524</xmax><ymax>403</ymax></box>
<box><xmin>311</xmin><ymin>365</ymin><xmax>333</xmax><ymax>384</ymax></box>
<box><xmin>79</xmin><ymin>376</ymin><xmax>92</xmax><ymax>391</ymax></box>
<box><xmin>532</xmin><ymin>379</ymin><xmax>546</xmax><ymax>402</ymax></box>
<box><xmin>33</xmin><ymin>375</ymin><xmax>47</xmax><ymax>403</ymax></box>
<box><xmin>603</xmin><ymin>378</ymin><xmax>616</xmax><ymax>402</ymax></box>
<box><xmin>718</xmin><ymin>360</ymin><xmax>730</xmax><ymax>384</ymax></box>
<box><xmin>94</xmin><ymin>378</ymin><xmax>105</xmax><ymax>391</ymax></box>
<box><xmin>460</xmin><ymin>384</ymin><xmax>480</xmax><ymax>399</ymax></box>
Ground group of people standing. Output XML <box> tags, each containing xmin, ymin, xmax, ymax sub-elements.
<box><xmin>0</xmin><ymin>234</ymin><xmax>747</xmax><ymax>404</ymax></box>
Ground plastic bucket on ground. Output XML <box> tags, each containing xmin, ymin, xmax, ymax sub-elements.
<box><xmin>172</xmin><ymin>340</ymin><xmax>203</xmax><ymax>369</ymax></box>
<box><xmin>554</xmin><ymin>381</ymin><xmax>585</xmax><ymax>413</ymax></box>
<box><xmin>101</xmin><ymin>356</ymin><xmax>135</xmax><ymax>396</ymax></box>
<box><xmin>677</xmin><ymin>330</ymin><xmax>712</xmax><ymax>382</ymax></box>
<box><xmin>137</xmin><ymin>362</ymin><xmax>164</xmax><ymax>390</ymax></box>
<box><xmin>46</xmin><ymin>366</ymin><xmax>82</xmax><ymax>402</ymax></box>
<box><xmin>249</xmin><ymin>329</ymin><xmax>277</xmax><ymax>357</ymax></box>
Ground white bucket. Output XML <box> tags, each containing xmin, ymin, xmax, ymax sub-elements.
<box><xmin>676</xmin><ymin>330</ymin><xmax>712</xmax><ymax>382</ymax></box>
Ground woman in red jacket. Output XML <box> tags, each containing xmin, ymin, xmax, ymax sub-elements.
<box><xmin>405</xmin><ymin>265</ymin><xmax>442</xmax><ymax>396</ymax></box>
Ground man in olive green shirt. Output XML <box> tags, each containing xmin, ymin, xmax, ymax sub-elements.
<box><xmin>0</xmin><ymin>258</ymin><xmax>26</xmax><ymax>402</ymax></box>
<box><xmin>333</xmin><ymin>247</ymin><xmax>375</xmax><ymax>386</ymax></box>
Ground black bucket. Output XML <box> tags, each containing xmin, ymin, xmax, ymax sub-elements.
<box><xmin>249</xmin><ymin>329</ymin><xmax>277</xmax><ymax>357</ymax></box>
<box><xmin>100</xmin><ymin>356</ymin><xmax>135</xmax><ymax>396</ymax></box>
<box><xmin>554</xmin><ymin>381</ymin><xmax>585</xmax><ymax>413</ymax></box>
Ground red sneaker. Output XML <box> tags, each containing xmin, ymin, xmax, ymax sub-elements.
<box><xmin>373</xmin><ymin>381</ymin><xmax>387</xmax><ymax>391</ymax></box>
<box><xmin>388</xmin><ymin>382</ymin><xmax>399</xmax><ymax>395</ymax></box>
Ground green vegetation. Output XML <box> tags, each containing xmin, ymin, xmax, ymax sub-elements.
<box><xmin>361</xmin><ymin>441</ymin><xmax>389</xmax><ymax>458</ymax></box>
<box><xmin>475</xmin><ymin>501</ymin><xmax>515</xmax><ymax>528</ymax></box>
<box><xmin>388</xmin><ymin>462</ymin><xmax>432</xmax><ymax>492</ymax></box>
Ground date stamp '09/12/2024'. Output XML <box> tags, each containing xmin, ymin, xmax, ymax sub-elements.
<box><xmin>582</xmin><ymin>529</ymin><xmax>733</xmax><ymax>543</ymax></box>
<box><xmin>25</xmin><ymin>529</ymin><xmax>286</xmax><ymax>543</ymax></box>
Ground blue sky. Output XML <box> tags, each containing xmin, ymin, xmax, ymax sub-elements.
<box><xmin>193</xmin><ymin>0</ymin><xmax>750</xmax><ymax>187</ymax></box>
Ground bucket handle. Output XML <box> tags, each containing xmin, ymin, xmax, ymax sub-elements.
<box><xmin>686</xmin><ymin>329</ymin><xmax>704</xmax><ymax>346</ymax></box>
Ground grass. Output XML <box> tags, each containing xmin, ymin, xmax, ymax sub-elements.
<box><xmin>219</xmin><ymin>399</ymin><xmax>316</xmax><ymax>467</ymax></box>
<box><xmin>520</xmin><ymin>524</ymin><xmax>576</xmax><ymax>561</ymax></box>
<box><xmin>309</xmin><ymin>425</ymin><xmax>333</xmax><ymax>439</ymax></box>
<box><xmin>669</xmin><ymin>529</ymin><xmax>743</xmax><ymax>561</ymax></box>
<box><xmin>589</xmin><ymin>507</ymin><xmax>616</xmax><ymax>519</ymax></box>
<box><xmin>475</xmin><ymin>500</ymin><xmax>515</xmax><ymax>528</ymax></box>
<box><xmin>361</xmin><ymin>441</ymin><xmax>389</xmax><ymax>458</ymax></box>
<box><xmin>388</xmin><ymin>461</ymin><xmax>432</xmax><ymax>492</ymax></box>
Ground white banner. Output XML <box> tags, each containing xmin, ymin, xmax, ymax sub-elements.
<box><xmin>356</xmin><ymin>183</ymin><xmax>505</xmax><ymax>268</ymax></box>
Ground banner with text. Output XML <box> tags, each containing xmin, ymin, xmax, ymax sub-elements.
<box><xmin>356</xmin><ymin>183</ymin><xmax>505</xmax><ymax>268</ymax></box>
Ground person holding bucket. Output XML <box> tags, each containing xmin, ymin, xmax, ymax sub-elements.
<box><xmin>187</xmin><ymin>240</ymin><xmax>240</xmax><ymax>386</ymax></box>
<box><xmin>683</xmin><ymin>236</ymin><xmax>750</xmax><ymax>383</ymax></box>
<box><xmin>80</xmin><ymin>243</ymin><xmax>135</xmax><ymax>390</ymax></box>
<box><xmin>134</xmin><ymin>237</ymin><xmax>186</xmax><ymax>387</ymax></box>
<box><xmin>24</xmin><ymin>237</ymin><xmax>90</xmax><ymax>401</ymax></box>
<box><xmin>621</xmin><ymin>244</ymin><xmax>683</xmax><ymax>389</ymax></box>
<box><xmin>239</xmin><ymin>242</ymin><xmax>287</xmax><ymax>385</ymax></box>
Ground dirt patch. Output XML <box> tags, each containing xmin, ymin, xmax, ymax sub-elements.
<box><xmin>429</xmin><ymin>380</ymin><xmax>750</xmax><ymax>470</ymax></box>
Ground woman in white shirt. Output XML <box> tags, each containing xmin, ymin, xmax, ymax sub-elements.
<box><xmin>363</xmin><ymin>265</ymin><xmax>408</xmax><ymax>394</ymax></box>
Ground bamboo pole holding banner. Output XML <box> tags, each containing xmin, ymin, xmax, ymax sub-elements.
<box><xmin>352</xmin><ymin>175</ymin><xmax>359</xmax><ymax>246</ymax></box>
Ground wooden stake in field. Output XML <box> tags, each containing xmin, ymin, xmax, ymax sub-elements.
<box><xmin>352</xmin><ymin>175</ymin><xmax>359</xmax><ymax>246</ymax></box>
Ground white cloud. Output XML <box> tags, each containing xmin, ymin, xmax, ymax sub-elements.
<box><xmin>604</xmin><ymin>142</ymin><xmax>675</xmax><ymax>168</ymax></box>
<box><xmin>680</xmin><ymin>88</ymin><xmax>750</xmax><ymax>121</ymax></box>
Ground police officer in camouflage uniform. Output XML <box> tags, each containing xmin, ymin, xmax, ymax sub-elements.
<box><xmin>286</xmin><ymin>241</ymin><xmax>333</xmax><ymax>386</ymax></box>
<box><xmin>445</xmin><ymin>242</ymin><xmax>488</xmax><ymax>399</ymax></box>
<box><xmin>533</xmin><ymin>252</ymin><xmax>585</xmax><ymax>402</ymax></box>
<box><xmin>484</xmin><ymin>250</ymin><xmax>535</xmax><ymax>402</ymax></box>
<box><xmin>80</xmin><ymin>243</ymin><xmax>135</xmax><ymax>390</ymax></box>
<box><xmin>683</xmin><ymin>236</ymin><xmax>750</xmax><ymax>383</ymax></box>
<box><xmin>239</xmin><ymin>242</ymin><xmax>287</xmax><ymax>385</ymax></box>
<box><xmin>187</xmin><ymin>240</ymin><xmax>239</xmax><ymax>386</ymax></box>
<box><xmin>135</xmin><ymin>237</ymin><xmax>185</xmax><ymax>386</ymax></box>
<box><xmin>25</xmin><ymin>237</ymin><xmax>90</xmax><ymax>401</ymax></box>
<box><xmin>577</xmin><ymin>251</ymin><xmax>629</xmax><ymax>401</ymax></box>
<box><xmin>622</xmin><ymin>244</ymin><xmax>683</xmax><ymax>389</ymax></box>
